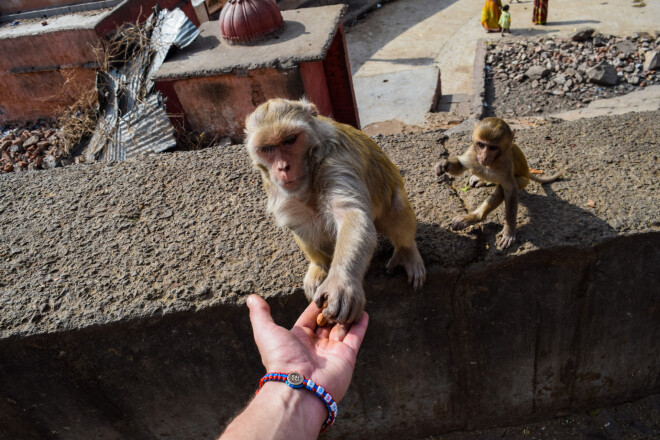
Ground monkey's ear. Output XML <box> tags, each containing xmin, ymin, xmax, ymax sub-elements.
<box><xmin>300</xmin><ymin>97</ymin><xmax>319</xmax><ymax>117</ymax></box>
<box><xmin>511</xmin><ymin>129</ymin><xmax>516</xmax><ymax>140</ymax></box>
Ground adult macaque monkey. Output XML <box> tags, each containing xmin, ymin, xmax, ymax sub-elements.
<box><xmin>434</xmin><ymin>117</ymin><xmax>562</xmax><ymax>249</ymax></box>
<box><xmin>245</xmin><ymin>98</ymin><xmax>425</xmax><ymax>324</ymax></box>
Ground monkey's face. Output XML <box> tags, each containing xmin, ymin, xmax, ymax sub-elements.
<box><xmin>253</xmin><ymin>132</ymin><xmax>309</xmax><ymax>192</ymax></box>
<box><xmin>473</xmin><ymin>138</ymin><xmax>501</xmax><ymax>167</ymax></box>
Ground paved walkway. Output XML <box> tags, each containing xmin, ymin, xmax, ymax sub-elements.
<box><xmin>344</xmin><ymin>0</ymin><xmax>660</xmax><ymax>128</ymax></box>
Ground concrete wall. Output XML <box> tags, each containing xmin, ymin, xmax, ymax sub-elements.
<box><xmin>0</xmin><ymin>113</ymin><xmax>658</xmax><ymax>438</ymax></box>
<box><xmin>0</xmin><ymin>0</ymin><xmax>97</xmax><ymax>14</ymax></box>
<box><xmin>0</xmin><ymin>235</ymin><xmax>657</xmax><ymax>439</ymax></box>
<box><xmin>160</xmin><ymin>67</ymin><xmax>306</xmax><ymax>141</ymax></box>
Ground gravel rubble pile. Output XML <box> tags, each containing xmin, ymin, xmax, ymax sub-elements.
<box><xmin>0</xmin><ymin>123</ymin><xmax>69</xmax><ymax>174</ymax></box>
<box><xmin>486</xmin><ymin>29</ymin><xmax>660</xmax><ymax>117</ymax></box>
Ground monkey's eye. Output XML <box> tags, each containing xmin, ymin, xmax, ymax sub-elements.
<box><xmin>488</xmin><ymin>145</ymin><xmax>499</xmax><ymax>151</ymax></box>
<box><xmin>260</xmin><ymin>145</ymin><xmax>275</xmax><ymax>153</ymax></box>
<box><xmin>476</xmin><ymin>142</ymin><xmax>486</xmax><ymax>149</ymax></box>
<box><xmin>283</xmin><ymin>134</ymin><xmax>297</xmax><ymax>145</ymax></box>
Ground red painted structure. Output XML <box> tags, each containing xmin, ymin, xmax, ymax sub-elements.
<box><xmin>154</xmin><ymin>5</ymin><xmax>359</xmax><ymax>142</ymax></box>
<box><xmin>0</xmin><ymin>0</ymin><xmax>199</xmax><ymax>124</ymax></box>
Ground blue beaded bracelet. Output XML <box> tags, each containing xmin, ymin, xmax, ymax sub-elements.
<box><xmin>257</xmin><ymin>372</ymin><xmax>338</xmax><ymax>432</ymax></box>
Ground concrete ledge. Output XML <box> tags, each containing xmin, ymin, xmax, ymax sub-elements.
<box><xmin>469</xmin><ymin>38</ymin><xmax>487</xmax><ymax>118</ymax></box>
<box><xmin>0</xmin><ymin>236</ymin><xmax>657</xmax><ymax>439</ymax></box>
<box><xmin>0</xmin><ymin>113</ymin><xmax>658</xmax><ymax>438</ymax></box>
<box><xmin>352</xmin><ymin>65</ymin><xmax>441</xmax><ymax>127</ymax></box>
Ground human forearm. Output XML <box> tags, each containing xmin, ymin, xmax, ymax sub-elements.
<box><xmin>220</xmin><ymin>381</ymin><xmax>327</xmax><ymax>440</ymax></box>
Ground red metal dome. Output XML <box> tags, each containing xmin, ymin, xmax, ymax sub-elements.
<box><xmin>219</xmin><ymin>0</ymin><xmax>284</xmax><ymax>44</ymax></box>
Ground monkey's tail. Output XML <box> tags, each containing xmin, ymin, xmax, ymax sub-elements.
<box><xmin>529</xmin><ymin>168</ymin><xmax>564</xmax><ymax>184</ymax></box>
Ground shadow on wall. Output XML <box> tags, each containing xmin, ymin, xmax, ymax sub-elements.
<box><xmin>417</xmin><ymin>180</ymin><xmax>617</xmax><ymax>257</ymax></box>
<box><xmin>517</xmin><ymin>184</ymin><xmax>617</xmax><ymax>248</ymax></box>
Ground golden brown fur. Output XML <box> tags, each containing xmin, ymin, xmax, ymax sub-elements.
<box><xmin>434</xmin><ymin>117</ymin><xmax>562</xmax><ymax>248</ymax></box>
<box><xmin>245</xmin><ymin>99</ymin><xmax>425</xmax><ymax>324</ymax></box>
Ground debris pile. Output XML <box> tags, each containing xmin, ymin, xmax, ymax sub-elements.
<box><xmin>1</xmin><ymin>124</ymin><xmax>67</xmax><ymax>173</ymax></box>
<box><xmin>1</xmin><ymin>7</ymin><xmax>199</xmax><ymax>174</ymax></box>
<box><xmin>486</xmin><ymin>30</ymin><xmax>660</xmax><ymax>116</ymax></box>
<box><xmin>86</xmin><ymin>7</ymin><xmax>200</xmax><ymax>161</ymax></box>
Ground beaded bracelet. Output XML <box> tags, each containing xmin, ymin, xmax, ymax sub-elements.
<box><xmin>256</xmin><ymin>371</ymin><xmax>338</xmax><ymax>432</ymax></box>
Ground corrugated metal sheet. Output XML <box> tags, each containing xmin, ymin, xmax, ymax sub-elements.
<box><xmin>86</xmin><ymin>70</ymin><xmax>119</xmax><ymax>162</ymax></box>
<box><xmin>102</xmin><ymin>94</ymin><xmax>176</xmax><ymax>161</ymax></box>
<box><xmin>86</xmin><ymin>7</ymin><xmax>198</xmax><ymax>162</ymax></box>
<box><xmin>145</xmin><ymin>8</ymin><xmax>201</xmax><ymax>92</ymax></box>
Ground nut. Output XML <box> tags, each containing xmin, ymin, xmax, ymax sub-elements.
<box><xmin>316</xmin><ymin>301</ymin><xmax>329</xmax><ymax>327</ymax></box>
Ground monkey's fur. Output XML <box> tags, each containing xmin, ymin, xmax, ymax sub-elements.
<box><xmin>435</xmin><ymin>117</ymin><xmax>562</xmax><ymax>249</ymax></box>
<box><xmin>246</xmin><ymin>98</ymin><xmax>425</xmax><ymax>324</ymax></box>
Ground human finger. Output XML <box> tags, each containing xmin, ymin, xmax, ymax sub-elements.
<box><xmin>246</xmin><ymin>295</ymin><xmax>276</xmax><ymax>340</ymax></box>
<box><xmin>341</xmin><ymin>312</ymin><xmax>369</xmax><ymax>352</ymax></box>
<box><xmin>293</xmin><ymin>299</ymin><xmax>322</xmax><ymax>331</ymax></box>
<box><xmin>329</xmin><ymin>323</ymin><xmax>349</xmax><ymax>341</ymax></box>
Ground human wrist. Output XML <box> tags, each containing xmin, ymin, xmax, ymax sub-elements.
<box><xmin>258</xmin><ymin>372</ymin><xmax>338</xmax><ymax>431</ymax></box>
<box><xmin>259</xmin><ymin>381</ymin><xmax>328</xmax><ymax>434</ymax></box>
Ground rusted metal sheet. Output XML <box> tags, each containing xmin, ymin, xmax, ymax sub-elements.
<box><xmin>145</xmin><ymin>7</ymin><xmax>201</xmax><ymax>92</ymax></box>
<box><xmin>86</xmin><ymin>7</ymin><xmax>198</xmax><ymax>161</ymax></box>
<box><xmin>102</xmin><ymin>94</ymin><xmax>176</xmax><ymax>160</ymax></box>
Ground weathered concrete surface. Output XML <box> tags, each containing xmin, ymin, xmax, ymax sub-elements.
<box><xmin>155</xmin><ymin>5</ymin><xmax>347</xmax><ymax>80</ymax></box>
<box><xmin>0</xmin><ymin>112</ymin><xmax>659</xmax><ymax>438</ymax></box>
<box><xmin>345</xmin><ymin>0</ymin><xmax>660</xmax><ymax>128</ymax></box>
<box><xmin>0</xmin><ymin>0</ymin><xmax>114</xmax><ymax>15</ymax></box>
<box><xmin>553</xmin><ymin>84</ymin><xmax>660</xmax><ymax>121</ymax></box>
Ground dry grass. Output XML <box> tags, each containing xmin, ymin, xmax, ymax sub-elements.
<box><xmin>54</xmin><ymin>76</ymin><xmax>99</xmax><ymax>157</ymax></box>
<box><xmin>174</xmin><ymin>126</ymin><xmax>220</xmax><ymax>151</ymax></box>
<box><xmin>55</xmin><ymin>18</ymin><xmax>154</xmax><ymax>157</ymax></box>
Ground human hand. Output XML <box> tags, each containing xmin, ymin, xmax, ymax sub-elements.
<box><xmin>246</xmin><ymin>294</ymin><xmax>368</xmax><ymax>402</ymax></box>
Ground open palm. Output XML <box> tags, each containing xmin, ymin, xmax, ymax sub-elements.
<box><xmin>247</xmin><ymin>295</ymin><xmax>369</xmax><ymax>401</ymax></box>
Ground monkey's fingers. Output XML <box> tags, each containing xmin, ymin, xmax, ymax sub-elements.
<box><xmin>497</xmin><ymin>233</ymin><xmax>515</xmax><ymax>249</ymax></box>
<box><xmin>450</xmin><ymin>216</ymin><xmax>470</xmax><ymax>231</ymax></box>
<box><xmin>434</xmin><ymin>160</ymin><xmax>448</xmax><ymax>176</ymax></box>
<box><xmin>414</xmin><ymin>265</ymin><xmax>426</xmax><ymax>289</ymax></box>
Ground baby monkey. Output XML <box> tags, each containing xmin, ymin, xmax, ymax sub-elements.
<box><xmin>434</xmin><ymin>117</ymin><xmax>562</xmax><ymax>249</ymax></box>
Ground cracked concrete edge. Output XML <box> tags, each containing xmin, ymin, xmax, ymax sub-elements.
<box><xmin>469</xmin><ymin>38</ymin><xmax>487</xmax><ymax>119</ymax></box>
<box><xmin>342</xmin><ymin>0</ymin><xmax>383</xmax><ymax>25</ymax></box>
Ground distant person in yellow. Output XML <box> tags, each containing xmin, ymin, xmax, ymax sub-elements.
<box><xmin>499</xmin><ymin>4</ymin><xmax>511</xmax><ymax>36</ymax></box>
<box><xmin>481</xmin><ymin>0</ymin><xmax>502</xmax><ymax>32</ymax></box>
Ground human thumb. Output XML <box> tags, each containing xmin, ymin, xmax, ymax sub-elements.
<box><xmin>246</xmin><ymin>294</ymin><xmax>275</xmax><ymax>341</ymax></box>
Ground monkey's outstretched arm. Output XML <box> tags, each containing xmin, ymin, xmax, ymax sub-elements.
<box><xmin>434</xmin><ymin>155</ymin><xmax>468</xmax><ymax>177</ymax></box>
<box><xmin>314</xmin><ymin>201</ymin><xmax>376</xmax><ymax>324</ymax></box>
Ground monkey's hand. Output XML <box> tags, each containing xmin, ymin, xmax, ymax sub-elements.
<box><xmin>450</xmin><ymin>214</ymin><xmax>478</xmax><ymax>231</ymax></box>
<box><xmin>434</xmin><ymin>159</ymin><xmax>450</xmax><ymax>176</ymax></box>
<box><xmin>497</xmin><ymin>227</ymin><xmax>516</xmax><ymax>249</ymax></box>
<box><xmin>387</xmin><ymin>245</ymin><xmax>426</xmax><ymax>289</ymax></box>
<box><xmin>303</xmin><ymin>263</ymin><xmax>328</xmax><ymax>302</ymax></box>
<box><xmin>314</xmin><ymin>270</ymin><xmax>366</xmax><ymax>325</ymax></box>
<box><xmin>468</xmin><ymin>175</ymin><xmax>489</xmax><ymax>188</ymax></box>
